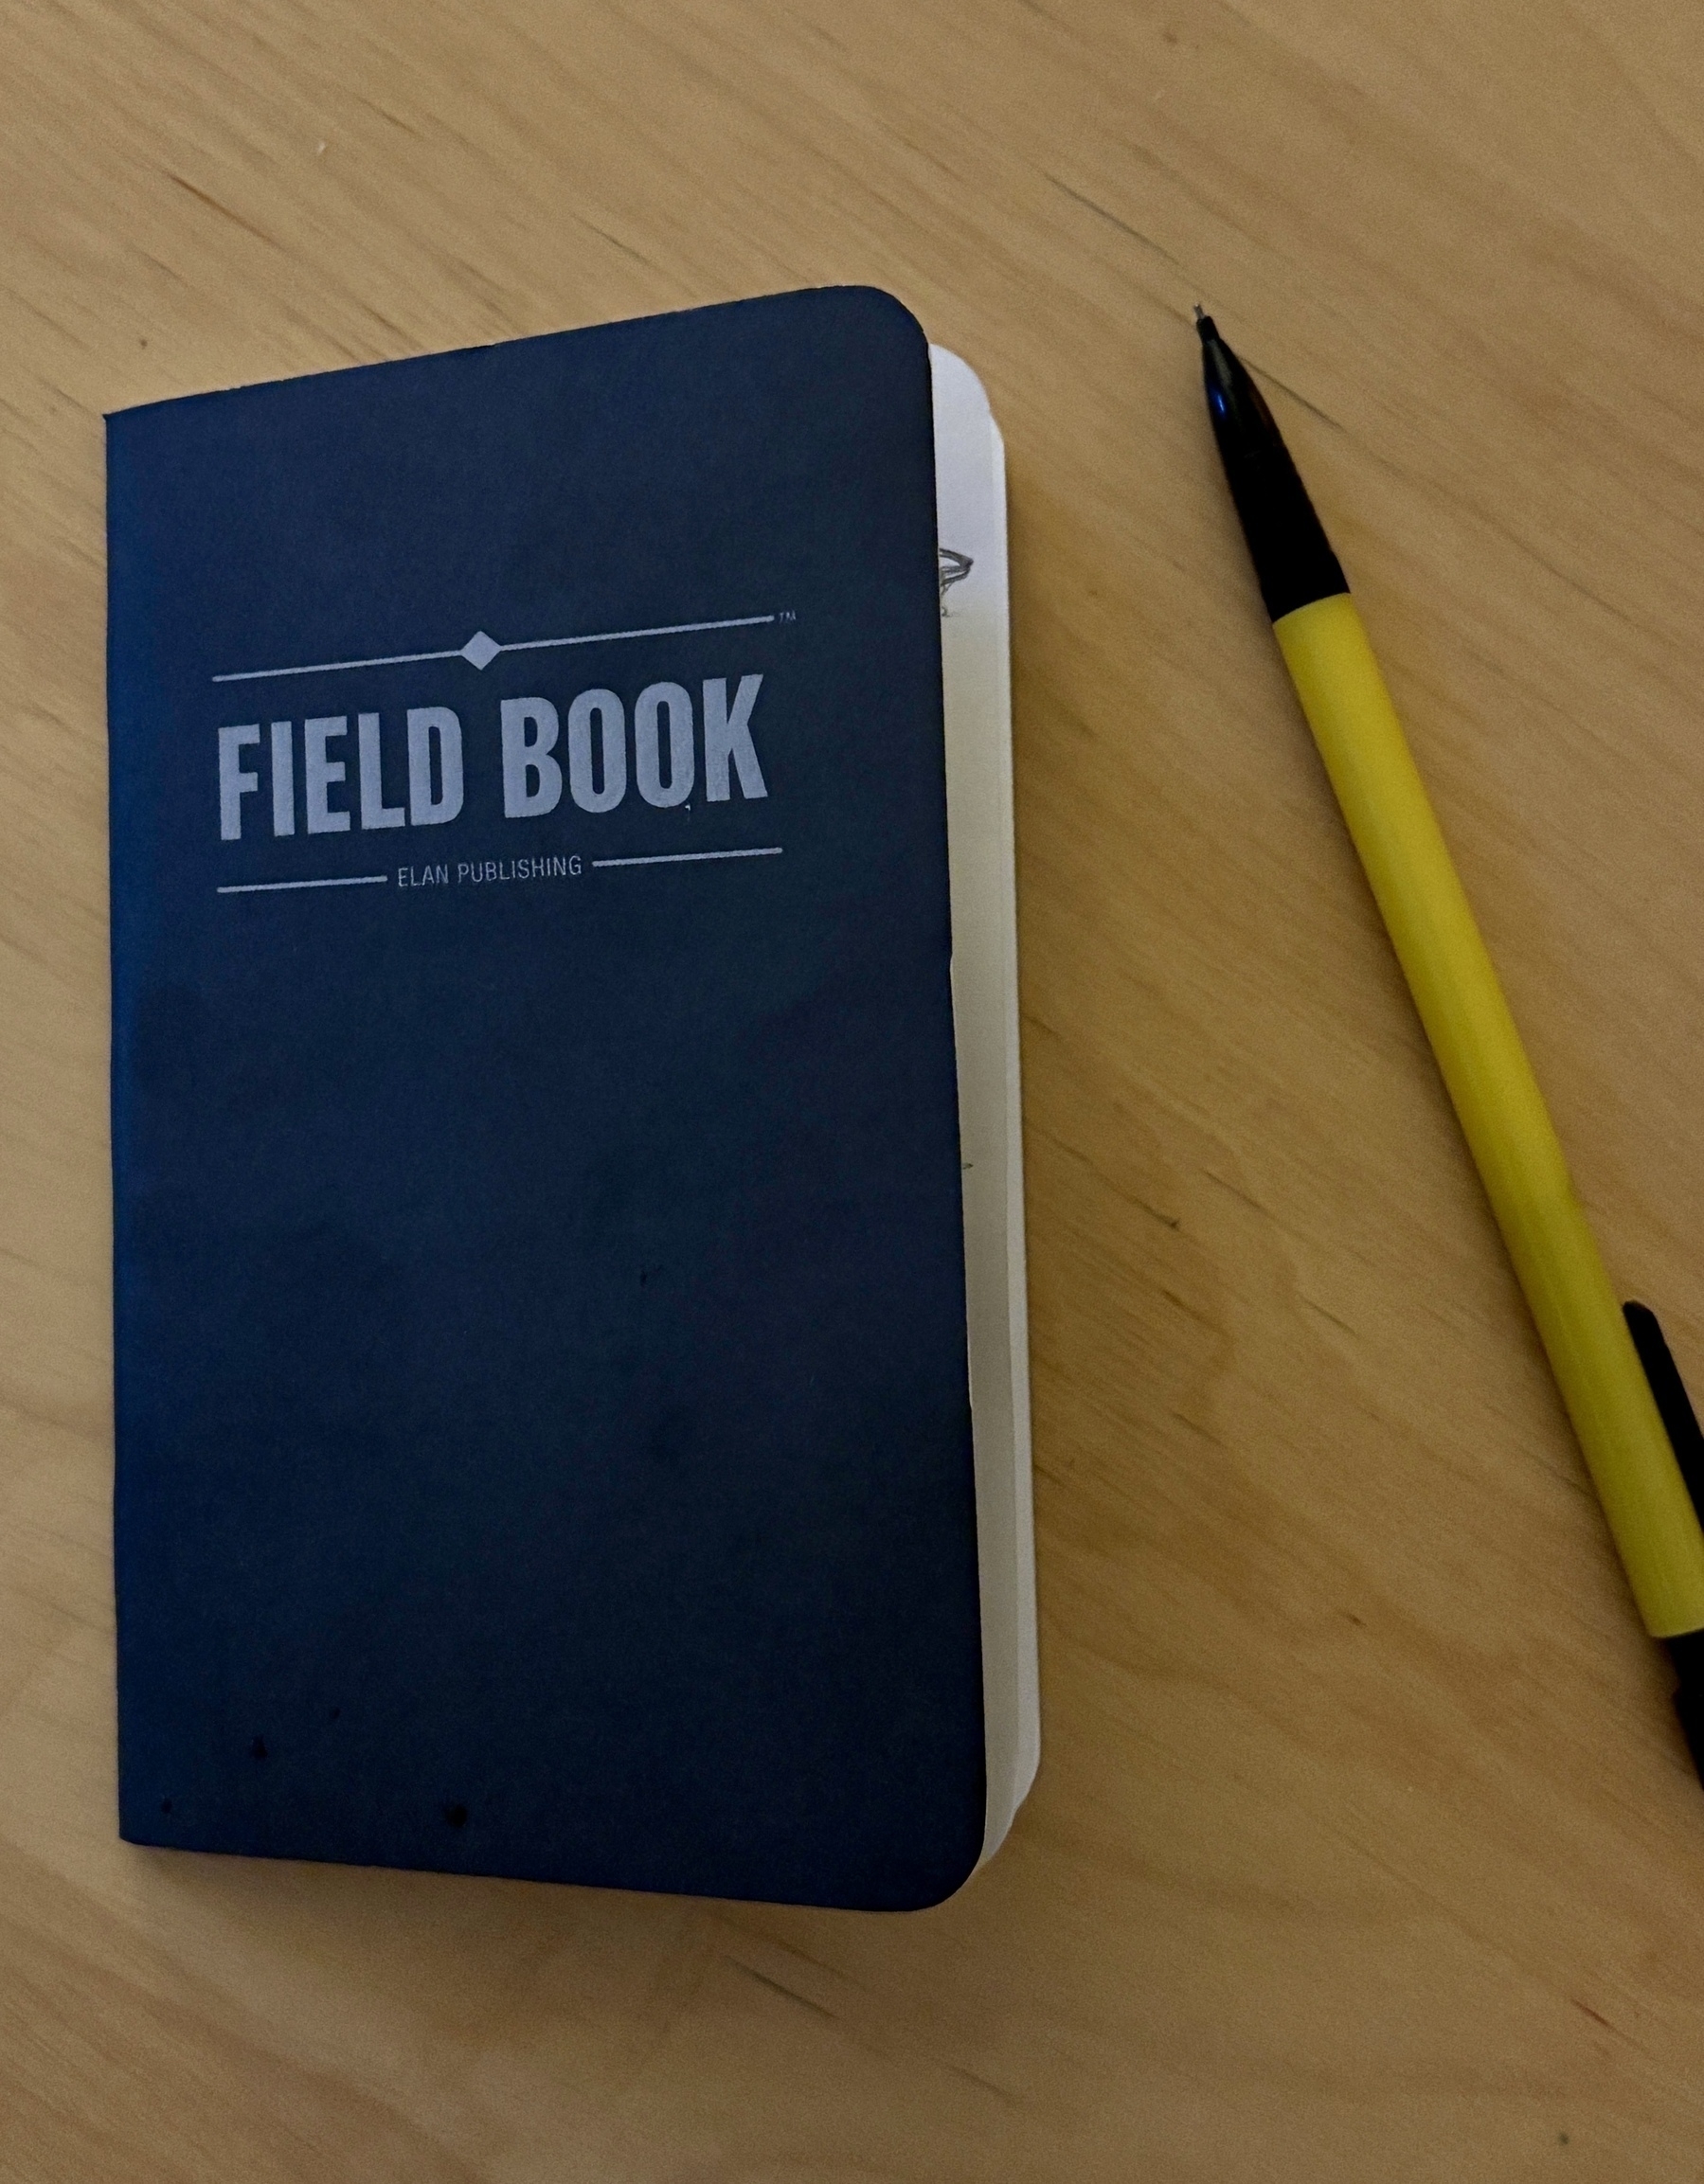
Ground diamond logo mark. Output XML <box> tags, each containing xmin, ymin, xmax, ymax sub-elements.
<box><xmin>460</xmin><ymin>630</ymin><xmax>501</xmax><ymax>670</ymax></box>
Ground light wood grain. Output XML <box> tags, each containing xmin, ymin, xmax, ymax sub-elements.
<box><xmin>7</xmin><ymin>0</ymin><xmax>1704</xmax><ymax>2175</ymax></box>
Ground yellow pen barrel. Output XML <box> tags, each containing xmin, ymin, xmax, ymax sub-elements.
<box><xmin>1275</xmin><ymin>591</ymin><xmax>1704</xmax><ymax>1638</ymax></box>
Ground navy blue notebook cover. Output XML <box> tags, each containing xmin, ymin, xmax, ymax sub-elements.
<box><xmin>106</xmin><ymin>287</ymin><xmax>985</xmax><ymax>1910</ymax></box>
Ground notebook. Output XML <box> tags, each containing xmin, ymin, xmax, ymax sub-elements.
<box><xmin>107</xmin><ymin>286</ymin><xmax>1036</xmax><ymax>1909</ymax></box>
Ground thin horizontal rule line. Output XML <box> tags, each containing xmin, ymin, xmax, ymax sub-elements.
<box><xmin>213</xmin><ymin>613</ymin><xmax>783</xmax><ymax>686</ymax></box>
<box><xmin>591</xmin><ymin>847</ymin><xmax>783</xmax><ymax>869</ymax></box>
<box><xmin>212</xmin><ymin>647</ymin><xmax>462</xmax><ymax>685</ymax></box>
<box><xmin>216</xmin><ymin>874</ymin><xmax>390</xmax><ymax>894</ymax></box>
<box><xmin>502</xmin><ymin>614</ymin><xmax>778</xmax><ymax>656</ymax></box>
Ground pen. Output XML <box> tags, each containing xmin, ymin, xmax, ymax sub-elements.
<box><xmin>1196</xmin><ymin>309</ymin><xmax>1704</xmax><ymax>1773</ymax></box>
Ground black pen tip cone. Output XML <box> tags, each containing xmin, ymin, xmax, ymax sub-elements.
<box><xmin>1193</xmin><ymin>310</ymin><xmax>1348</xmax><ymax>619</ymax></box>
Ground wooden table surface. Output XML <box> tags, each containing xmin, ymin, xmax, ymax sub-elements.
<box><xmin>8</xmin><ymin>1</ymin><xmax>1704</xmax><ymax>2175</ymax></box>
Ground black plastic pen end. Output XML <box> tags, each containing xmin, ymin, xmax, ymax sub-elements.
<box><xmin>1626</xmin><ymin>1301</ymin><xmax>1704</xmax><ymax>1789</ymax></box>
<box><xmin>1625</xmin><ymin>1301</ymin><xmax>1704</xmax><ymax>1518</ymax></box>
<box><xmin>1666</xmin><ymin>1632</ymin><xmax>1704</xmax><ymax>1784</ymax></box>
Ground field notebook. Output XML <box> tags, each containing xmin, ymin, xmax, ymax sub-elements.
<box><xmin>107</xmin><ymin>286</ymin><xmax>1036</xmax><ymax>1910</ymax></box>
